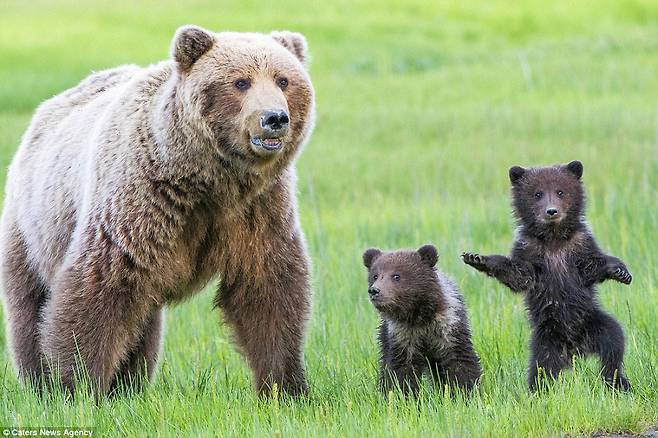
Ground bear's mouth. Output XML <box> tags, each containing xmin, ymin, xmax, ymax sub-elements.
<box><xmin>543</xmin><ymin>214</ymin><xmax>564</xmax><ymax>224</ymax></box>
<box><xmin>369</xmin><ymin>295</ymin><xmax>387</xmax><ymax>309</ymax></box>
<box><xmin>250</xmin><ymin>137</ymin><xmax>283</xmax><ymax>151</ymax></box>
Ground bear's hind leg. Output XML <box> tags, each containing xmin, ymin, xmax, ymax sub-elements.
<box><xmin>40</xmin><ymin>234</ymin><xmax>155</xmax><ymax>396</ymax></box>
<box><xmin>0</xmin><ymin>221</ymin><xmax>48</xmax><ymax>388</ymax></box>
<box><xmin>586</xmin><ymin>311</ymin><xmax>630</xmax><ymax>391</ymax></box>
<box><xmin>432</xmin><ymin>340</ymin><xmax>482</xmax><ymax>395</ymax></box>
<box><xmin>528</xmin><ymin>331</ymin><xmax>572</xmax><ymax>392</ymax></box>
<box><xmin>384</xmin><ymin>358</ymin><xmax>425</xmax><ymax>396</ymax></box>
<box><xmin>110</xmin><ymin>307</ymin><xmax>164</xmax><ymax>394</ymax></box>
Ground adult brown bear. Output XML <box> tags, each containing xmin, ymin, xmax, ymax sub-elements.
<box><xmin>0</xmin><ymin>25</ymin><xmax>315</xmax><ymax>396</ymax></box>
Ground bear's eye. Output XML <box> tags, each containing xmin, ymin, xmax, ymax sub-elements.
<box><xmin>392</xmin><ymin>274</ymin><xmax>401</xmax><ymax>282</ymax></box>
<box><xmin>372</xmin><ymin>274</ymin><xmax>378</xmax><ymax>281</ymax></box>
<box><xmin>276</xmin><ymin>77</ymin><xmax>289</xmax><ymax>90</ymax></box>
<box><xmin>234</xmin><ymin>79</ymin><xmax>251</xmax><ymax>91</ymax></box>
<box><xmin>535</xmin><ymin>191</ymin><xmax>543</xmax><ymax>199</ymax></box>
<box><xmin>557</xmin><ymin>190</ymin><xmax>564</xmax><ymax>197</ymax></box>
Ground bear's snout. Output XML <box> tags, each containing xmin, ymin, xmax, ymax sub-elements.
<box><xmin>242</xmin><ymin>80</ymin><xmax>292</xmax><ymax>156</ymax></box>
<box><xmin>543</xmin><ymin>206</ymin><xmax>563</xmax><ymax>222</ymax></box>
<box><xmin>260</xmin><ymin>109</ymin><xmax>289</xmax><ymax>132</ymax></box>
<box><xmin>368</xmin><ymin>286</ymin><xmax>380</xmax><ymax>299</ymax></box>
<box><xmin>247</xmin><ymin>108</ymin><xmax>290</xmax><ymax>154</ymax></box>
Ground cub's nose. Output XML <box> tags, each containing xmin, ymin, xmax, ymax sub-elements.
<box><xmin>368</xmin><ymin>287</ymin><xmax>380</xmax><ymax>298</ymax></box>
<box><xmin>546</xmin><ymin>208</ymin><xmax>558</xmax><ymax>216</ymax></box>
<box><xmin>260</xmin><ymin>110</ymin><xmax>289</xmax><ymax>131</ymax></box>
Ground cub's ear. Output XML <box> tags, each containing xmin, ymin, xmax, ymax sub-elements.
<box><xmin>417</xmin><ymin>244</ymin><xmax>438</xmax><ymax>267</ymax></box>
<box><xmin>171</xmin><ymin>25</ymin><xmax>215</xmax><ymax>72</ymax></box>
<box><xmin>270</xmin><ymin>31</ymin><xmax>309</xmax><ymax>66</ymax></box>
<box><xmin>363</xmin><ymin>248</ymin><xmax>382</xmax><ymax>269</ymax></box>
<box><xmin>565</xmin><ymin>160</ymin><xmax>583</xmax><ymax>180</ymax></box>
<box><xmin>509</xmin><ymin>166</ymin><xmax>526</xmax><ymax>185</ymax></box>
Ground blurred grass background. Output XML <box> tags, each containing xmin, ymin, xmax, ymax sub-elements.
<box><xmin>0</xmin><ymin>0</ymin><xmax>657</xmax><ymax>436</ymax></box>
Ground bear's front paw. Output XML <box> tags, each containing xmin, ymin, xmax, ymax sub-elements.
<box><xmin>608</xmin><ymin>265</ymin><xmax>632</xmax><ymax>285</ymax></box>
<box><xmin>462</xmin><ymin>252</ymin><xmax>488</xmax><ymax>272</ymax></box>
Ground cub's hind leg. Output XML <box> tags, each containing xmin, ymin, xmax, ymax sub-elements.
<box><xmin>436</xmin><ymin>351</ymin><xmax>482</xmax><ymax>393</ymax></box>
<box><xmin>528</xmin><ymin>330</ymin><xmax>572</xmax><ymax>392</ymax></box>
<box><xmin>586</xmin><ymin>310</ymin><xmax>630</xmax><ymax>391</ymax></box>
<box><xmin>0</xmin><ymin>220</ymin><xmax>48</xmax><ymax>387</ymax></box>
<box><xmin>430</xmin><ymin>340</ymin><xmax>482</xmax><ymax>394</ymax></box>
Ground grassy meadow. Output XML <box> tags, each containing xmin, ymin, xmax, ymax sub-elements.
<box><xmin>0</xmin><ymin>0</ymin><xmax>657</xmax><ymax>436</ymax></box>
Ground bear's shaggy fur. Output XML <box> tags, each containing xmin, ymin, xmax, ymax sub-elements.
<box><xmin>463</xmin><ymin>161</ymin><xmax>632</xmax><ymax>391</ymax></box>
<box><xmin>363</xmin><ymin>245</ymin><xmax>482</xmax><ymax>395</ymax></box>
<box><xmin>0</xmin><ymin>25</ymin><xmax>316</xmax><ymax>396</ymax></box>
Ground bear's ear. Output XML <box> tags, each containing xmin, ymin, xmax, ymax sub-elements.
<box><xmin>417</xmin><ymin>244</ymin><xmax>438</xmax><ymax>267</ymax></box>
<box><xmin>171</xmin><ymin>25</ymin><xmax>215</xmax><ymax>72</ymax></box>
<box><xmin>363</xmin><ymin>248</ymin><xmax>382</xmax><ymax>269</ymax></box>
<box><xmin>270</xmin><ymin>31</ymin><xmax>309</xmax><ymax>66</ymax></box>
<box><xmin>565</xmin><ymin>160</ymin><xmax>583</xmax><ymax>180</ymax></box>
<box><xmin>509</xmin><ymin>166</ymin><xmax>526</xmax><ymax>185</ymax></box>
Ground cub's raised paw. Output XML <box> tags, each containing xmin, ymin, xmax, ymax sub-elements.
<box><xmin>609</xmin><ymin>266</ymin><xmax>632</xmax><ymax>285</ymax></box>
<box><xmin>462</xmin><ymin>253</ymin><xmax>487</xmax><ymax>271</ymax></box>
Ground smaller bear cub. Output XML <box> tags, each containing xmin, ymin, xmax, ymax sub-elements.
<box><xmin>363</xmin><ymin>244</ymin><xmax>482</xmax><ymax>395</ymax></box>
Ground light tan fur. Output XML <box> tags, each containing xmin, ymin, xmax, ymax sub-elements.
<box><xmin>0</xmin><ymin>25</ymin><xmax>315</xmax><ymax>396</ymax></box>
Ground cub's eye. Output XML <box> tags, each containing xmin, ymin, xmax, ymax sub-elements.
<box><xmin>392</xmin><ymin>274</ymin><xmax>401</xmax><ymax>282</ymax></box>
<box><xmin>234</xmin><ymin>79</ymin><xmax>251</xmax><ymax>91</ymax></box>
<box><xmin>535</xmin><ymin>191</ymin><xmax>543</xmax><ymax>199</ymax></box>
<box><xmin>557</xmin><ymin>190</ymin><xmax>564</xmax><ymax>197</ymax></box>
<box><xmin>372</xmin><ymin>274</ymin><xmax>378</xmax><ymax>281</ymax></box>
<box><xmin>276</xmin><ymin>77</ymin><xmax>289</xmax><ymax>90</ymax></box>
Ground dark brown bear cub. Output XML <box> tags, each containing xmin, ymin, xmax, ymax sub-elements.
<box><xmin>462</xmin><ymin>160</ymin><xmax>632</xmax><ymax>392</ymax></box>
<box><xmin>363</xmin><ymin>244</ymin><xmax>482</xmax><ymax>396</ymax></box>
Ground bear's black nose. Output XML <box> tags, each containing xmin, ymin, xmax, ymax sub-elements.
<box><xmin>546</xmin><ymin>208</ymin><xmax>558</xmax><ymax>216</ymax></box>
<box><xmin>260</xmin><ymin>110</ymin><xmax>289</xmax><ymax>131</ymax></box>
<box><xmin>368</xmin><ymin>287</ymin><xmax>380</xmax><ymax>298</ymax></box>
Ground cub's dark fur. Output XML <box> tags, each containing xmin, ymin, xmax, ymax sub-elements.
<box><xmin>462</xmin><ymin>160</ymin><xmax>632</xmax><ymax>391</ymax></box>
<box><xmin>363</xmin><ymin>244</ymin><xmax>481</xmax><ymax>395</ymax></box>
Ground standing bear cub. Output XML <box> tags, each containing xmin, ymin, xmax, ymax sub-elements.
<box><xmin>1</xmin><ymin>25</ymin><xmax>315</xmax><ymax>396</ymax></box>
<box><xmin>363</xmin><ymin>244</ymin><xmax>482</xmax><ymax>395</ymax></box>
<box><xmin>463</xmin><ymin>160</ymin><xmax>632</xmax><ymax>391</ymax></box>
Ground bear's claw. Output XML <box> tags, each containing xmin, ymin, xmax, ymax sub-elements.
<box><xmin>462</xmin><ymin>252</ymin><xmax>485</xmax><ymax>268</ymax></box>
<box><xmin>611</xmin><ymin>267</ymin><xmax>632</xmax><ymax>284</ymax></box>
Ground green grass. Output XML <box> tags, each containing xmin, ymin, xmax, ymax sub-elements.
<box><xmin>1</xmin><ymin>0</ymin><xmax>657</xmax><ymax>436</ymax></box>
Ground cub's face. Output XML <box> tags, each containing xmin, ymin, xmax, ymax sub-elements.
<box><xmin>509</xmin><ymin>160</ymin><xmax>585</xmax><ymax>236</ymax></box>
<box><xmin>171</xmin><ymin>26</ymin><xmax>314</xmax><ymax>167</ymax></box>
<box><xmin>362</xmin><ymin>245</ymin><xmax>440</xmax><ymax>322</ymax></box>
